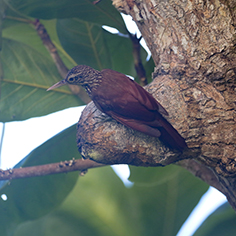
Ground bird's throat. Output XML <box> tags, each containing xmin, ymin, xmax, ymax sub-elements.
<box><xmin>82</xmin><ymin>78</ymin><xmax>101</xmax><ymax>97</ymax></box>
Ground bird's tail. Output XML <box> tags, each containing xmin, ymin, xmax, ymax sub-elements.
<box><xmin>158</xmin><ymin>118</ymin><xmax>187</xmax><ymax>151</ymax></box>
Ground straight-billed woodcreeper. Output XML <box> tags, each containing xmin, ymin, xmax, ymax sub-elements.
<box><xmin>47</xmin><ymin>65</ymin><xmax>187</xmax><ymax>151</ymax></box>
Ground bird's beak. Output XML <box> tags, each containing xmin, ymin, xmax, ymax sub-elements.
<box><xmin>47</xmin><ymin>79</ymin><xmax>67</xmax><ymax>91</ymax></box>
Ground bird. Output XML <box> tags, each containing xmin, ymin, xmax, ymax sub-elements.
<box><xmin>47</xmin><ymin>65</ymin><xmax>187</xmax><ymax>151</ymax></box>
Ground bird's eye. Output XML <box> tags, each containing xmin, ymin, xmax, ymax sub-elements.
<box><xmin>68</xmin><ymin>77</ymin><xmax>75</xmax><ymax>83</ymax></box>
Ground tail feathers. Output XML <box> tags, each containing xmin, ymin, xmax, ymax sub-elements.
<box><xmin>158</xmin><ymin>118</ymin><xmax>187</xmax><ymax>151</ymax></box>
<box><xmin>106</xmin><ymin>109</ymin><xmax>187</xmax><ymax>151</ymax></box>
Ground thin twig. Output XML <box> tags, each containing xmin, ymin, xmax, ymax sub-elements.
<box><xmin>33</xmin><ymin>19</ymin><xmax>90</xmax><ymax>104</ymax></box>
<box><xmin>129</xmin><ymin>33</ymin><xmax>148</xmax><ymax>86</ymax></box>
<box><xmin>0</xmin><ymin>158</ymin><xmax>104</xmax><ymax>180</ymax></box>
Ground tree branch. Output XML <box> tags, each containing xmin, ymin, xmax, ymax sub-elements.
<box><xmin>178</xmin><ymin>159</ymin><xmax>224</xmax><ymax>193</ymax></box>
<box><xmin>0</xmin><ymin>159</ymin><xmax>104</xmax><ymax>180</ymax></box>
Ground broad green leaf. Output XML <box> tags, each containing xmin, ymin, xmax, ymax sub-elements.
<box><xmin>0</xmin><ymin>27</ymin><xmax>83</xmax><ymax>121</ymax></box>
<box><xmin>3</xmin><ymin>19</ymin><xmax>70</xmax><ymax>63</ymax></box>
<box><xmin>57</xmin><ymin>18</ymin><xmax>147</xmax><ymax>76</ymax></box>
<box><xmin>143</xmin><ymin>56</ymin><xmax>155</xmax><ymax>83</ymax></box>
<box><xmin>2</xmin><ymin>21</ymin><xmax>50</xmax><ymax>57</ymax></box>
<box><xmin>0</xmin><ymin>0</ymin><xmax>8</xmax><ymax>50</ymax></box>
<box><xmin>14</xmin><ymin>165</ymin><xmax>208</xmax><ymax>236</ymax></box>
<box><xmin>9</xmin><ymin>0</ymin><xmax>127</xmax><ymax>33</ymax></box>
<box><xmin>193</xmin><ymin>202</ymin><xmax>236</xmax><ymax>236</ymax></box>
<box><xmin>0</xmin><ymin>39</ymin><xmax>81</xmax><ymax>121</ymax></box>
<box><xmin>41</xmin><ymin>19</ymin><xmax>77</xmax><ymax>69</ymax></box>
<box><xmin>129</xmin><ymin>164</ymin><xmax>186</xmax><ymax>184</ymax></box>
<box><xmin>3</xmin><ymin>10</ymin><xmax>75</xmax><ymax>68</ymax></box>
<box><xmin>103</xmin><ymin>30</ymin><xmax>141</xmax><ymax>76</ymax></box>
<box><xmin>15</xmin><ymin>212</ymin><xmax>102</xmax><ymax>236</ymax></box>
<box><xmin>0</xmin><ymin>125</ymin><xmax>80</xmax><ymax>236</ymax></box>
<box><xmin>57</xmin><ymin>19</ymin><xmax>111</xmax><ymax>71</ymax></box>
<box><xmin>129</xmin><ymin>165</ymin><xmax>209</xmax><ymax>235</ymax></box>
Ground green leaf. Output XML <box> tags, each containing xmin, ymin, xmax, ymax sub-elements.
<box><xmin>0</xmin><ymin>125</ymin><xmax>80</xmax><ymax>236</ymax></box>
<box><xmin>9</xmin><ymin>0</ymin><xmax>126</xmax><ymax>33</ymax></box>
<box><xmin>0</xmin><ymin>19</ymin><xmax>84</xmax><ymax>122</ymax></box>
<box><xmin>129</xmin><ymin>165</ymin><xmax>209</xmax><ymax>235</ymax></box>
<box><xmin>57</xmin><ymin>18</ymin><xmax>146</xmax><ymax>76</ymax></box>
<box><xmin>0</xmin><ymin>39</ymin><xmax>81</xmax><ymax>121</ymax></box>
<box><xmin>129</xmin><ymin>164</ymin><xmax>182</xmax><ymax>183</ymax></box>
<box><xmin>41</xmin><ymin>19</ymin><xmax>77</xmax><ymax>69</ymax></box>
<box><xmin>15</xmin><ymin>212</ymin><xmax>102</xmax><ymax>236</ymax></box>
<box><xmin>57</xmin><ymin>18</ymin><xmax>111</xmax><ymax>71</ymax></box>
<box><xmin>144</xmin><ymin>56</ymin><xmax>155</xmax><ymax>83</ymax></box>
<box><xmin>193</xmin><ymin>202</ymin><xmax>236</xmax><ymax>236</ymax></box>
<box><xmin>13</xmin><ymin>165</ymin><xmax>208</xmax><ymax>236</ymax></box>
<box><xmin>103</xmin><ymin>30</ymin><xmax>141</xmax><ymax>76</ymax></box>
<box><xmin>0</xmin><ymin>0</ymin><xmax>8</xmax><ymax>50</ymax></box>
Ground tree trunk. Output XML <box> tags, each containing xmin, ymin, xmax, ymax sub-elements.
<box><xmin>77</xmin><ymin>0</ymin><xmax>236</xmax><ymax>210</ymax></box>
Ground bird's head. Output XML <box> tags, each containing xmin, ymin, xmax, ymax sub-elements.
<box><xmin>47</xmin><ymin>65</ymin><xmax>98</xmax><ymax>91</ymax></box>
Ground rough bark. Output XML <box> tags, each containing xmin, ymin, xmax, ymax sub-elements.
<box><xmin>77</xmin><ymin>0</ymin><xmax>236</xmax><ymax>210</ymax></box>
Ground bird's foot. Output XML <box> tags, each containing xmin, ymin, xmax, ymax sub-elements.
<box><xmin>93</xmin><ymin>113</ymin><xmax>113</xmax><ymax>125</ymax></box>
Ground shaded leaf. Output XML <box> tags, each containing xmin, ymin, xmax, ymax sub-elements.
<box><xmin>3</xmin><ymin>13</ymin><xmax>75</xmax><ymax>68</ymax></box>
<box><xmin>15</xmin><ymin>211</ymin><xmax>102</xmax><ymax>236</ymax></box>
<box><xmin>0</xmin><ymin>125</ymin><xmax>80</xmax><ymax>235</ymax></box>
<box><xmin>57</xmin><ymin>19</ymin><xmax>111</xmax><ymax>71</ymax></box>
<box><xmin>41</xmin><ymin>19</ymin><xmax>77</xmax><ymax>69</ymax></box>
<box><xmin>57</xmin><ymin>18</ymin><xmax>147</xmax><ymax>77</ymax></box>
<box><xmin>0</xmin><ymin>21</ymin><xmax>83</xmax><ymax>122</ymax></box>
<box><xmin>103</xmin><ymin>29</ymin><xmax>146</xmax><ymax>77</ymax></box>
<box><xmin>9</xmin><ymin>0</ymin><xmax>126</xmax><ymax>33</ymax></box>
<box><xmin>0</xmin><ymin>0</ymin><xmax>8</xmax><ymax>50</ymax></box>
<box><xmin>193</xmin><ymin>202</ymin><xmax>236</xmax><ymax>236</ymax></box>
<box><xmin>129</xmin><ymin>165</ymin><xmax>209</xmax><ymax>235</ymax></box>
<box><xmin>14</xmin><ymin>165</ymin><xmax>208</xmax><ymax>236</ymax></box>
<box><xmin>144</xmin><ymin>56</ymin><xmax>155</xmax><ymax>84</ymax></box>
<box><xmin>3</xmin><ymin>20</ymin><xmax>50</xmax><ymax>57</ymax></box>
<box><xmin>129</xmin><ymin>164</ymin><xmax>181</xmax><ymax>184</ymax></box>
